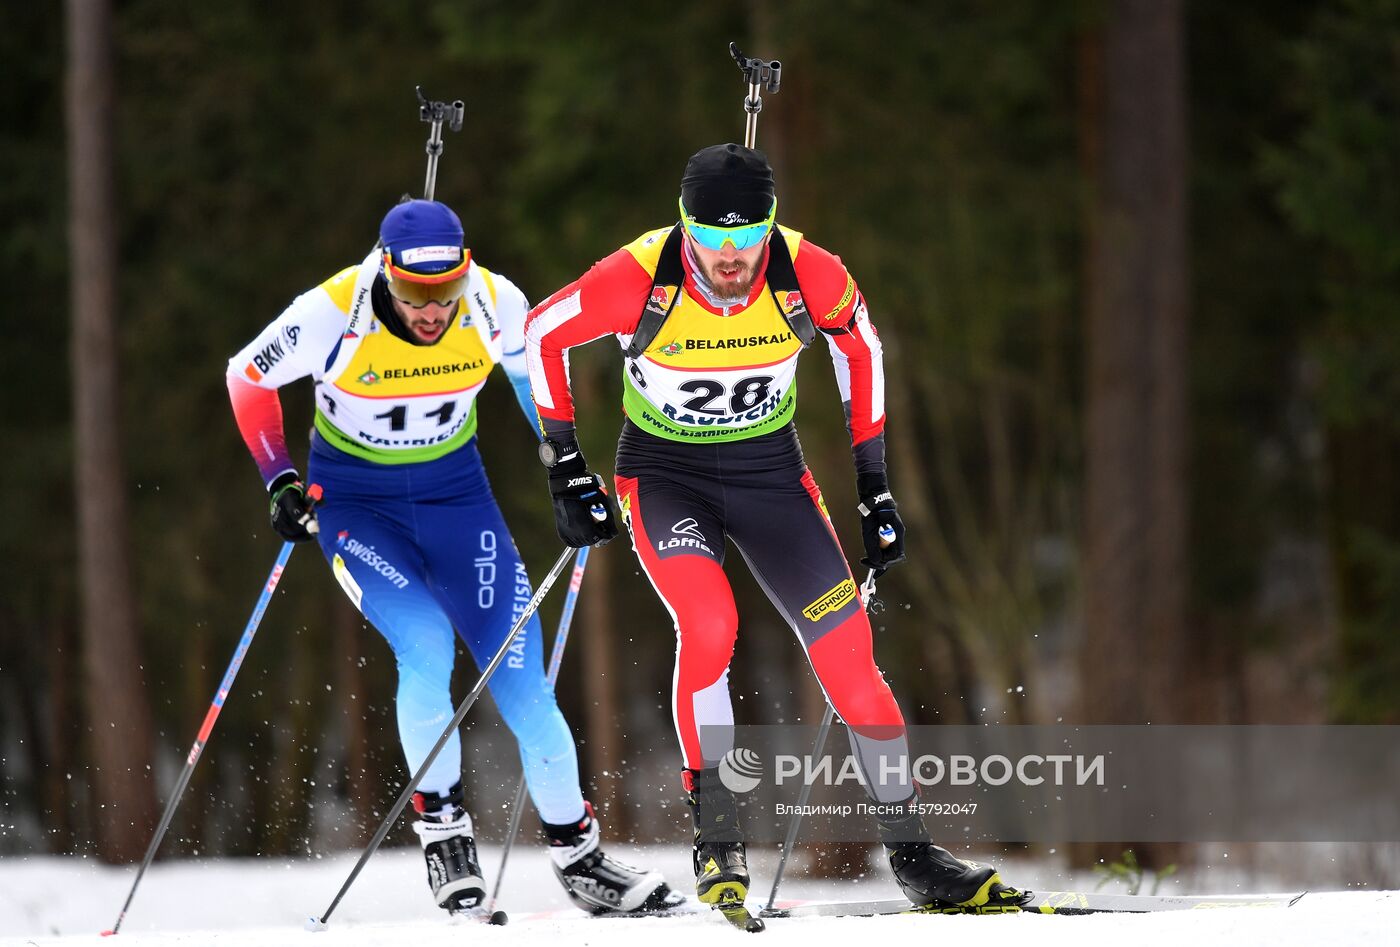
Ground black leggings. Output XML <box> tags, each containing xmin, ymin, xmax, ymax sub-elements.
<box><xmin>614</xmin><ymin>421</ymin><xmax>912</xmax><ymax>803</ymax></box>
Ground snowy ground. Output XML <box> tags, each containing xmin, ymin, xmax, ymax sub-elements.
<box><xmin>3</xmin><ymin>844</ymin><xmax>1396</xmax><ymax>947</ymax></box>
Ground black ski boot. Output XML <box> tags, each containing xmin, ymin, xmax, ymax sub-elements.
<box><xmin>686</xmin><ymin>768</ymin><xmax>764</xmax><ymax>931</ymax></box>
<box><xmin>543</xmin><ymin>801</ymin><xmax>683</xmax><ymax>915</ymax></box>
<box><xmin>411</xmin><ymin>784</ymin><xmax>486</xmax><ymax>914</ymax></box>
<box><xmin>877</xmin><ymin>800</ymin><xmax>1029</xmax><ymax>912</ymax></box>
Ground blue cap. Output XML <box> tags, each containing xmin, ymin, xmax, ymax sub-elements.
<box><xmin>379</xmin><ymin>200</ymin><xmax>465</xmax><ymax>275</ymax></box>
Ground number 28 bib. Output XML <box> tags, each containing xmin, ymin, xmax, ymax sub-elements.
<box><xmin>620</xmin><ymin>228</ymin><xmax>803</xmax><ymax>443</ymax></box>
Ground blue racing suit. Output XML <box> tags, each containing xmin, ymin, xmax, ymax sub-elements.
<box><xmin>227</xmin><ymin>249</ymin><xmax>583</xmax><ymax>823</ymax></box>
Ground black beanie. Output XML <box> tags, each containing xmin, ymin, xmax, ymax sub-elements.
<box><xmin>679</xmin><ymin>143</ymin><xmax>776</xmax><ymax>227</ymax></box>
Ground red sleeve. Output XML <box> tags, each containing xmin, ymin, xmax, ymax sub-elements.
<box><xmin>794</xmin><ymin>238</ymin><xmax>859</xmax><ymax>329</ymax></box>
<box><xmin>524</xmin><ymin>247</ymin><xmax>654</xmax><ymax>428</ymax></box>
<box><xmin>793</xmin><ymin>239</ymin><xmax>886</xmax><ymax>447</ymax></box>
<box><xmin>227</xmin><ymin>374</ymin><xmax>295</xmax><ymax>487</ymax></box>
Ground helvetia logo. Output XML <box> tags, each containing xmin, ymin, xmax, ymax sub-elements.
<box><xmin>719</xmin><ymin>747</ymin><xmax>764</xmax><ymax>794</ymax></box>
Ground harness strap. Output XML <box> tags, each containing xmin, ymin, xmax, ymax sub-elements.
<box><xmin>763</xmin><ymin>229</ymin><xmax>816</xmax><ymax>347</ymax></box>
<box><xmin>625</xmin><ymin>224</ymin><xmax>686</xmax><ymax>359</ymax></box>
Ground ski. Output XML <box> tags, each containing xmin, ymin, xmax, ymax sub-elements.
<box><xmin>710</xmin><ymin>887</ymin><xmax>766</xmax><ymax>932</ymax></box>
<box><xmin>762</xmin><ymin>889</ymin><xmax>1307</xmax><ymax>919</ymax></box>
<box><xmin>305</xmin><ymin>905</ymin><xmax>510</xmax><ymax>930</ymax></box>
<box><xmin>587</xmin><ymin>903</ymin><xmax>706</xmax><ymax>921</ymax></box>
<box><xmin>448</xmin><ymin>905</ymin><xmax>510</xmax><ymax>925</ymax></box>
<box><xmin>509</xmin><ymin>899</ymin><xmax>703</xmax><ymax>923</ymax></box>
<box><xmin>514</xmin><ymin>893</ymin><xmax>763</xmax><ymax>931</ymax></box>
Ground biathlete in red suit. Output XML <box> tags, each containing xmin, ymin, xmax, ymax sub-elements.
<box><xmin>523</xmin><ymin>144</ymin><xmax>1027</xmax><ymax>913</ymax></box>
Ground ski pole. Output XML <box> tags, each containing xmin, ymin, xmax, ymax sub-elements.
<box><xmin>104</xmin><ymin>529</ymin><xmax>312</xmax><ymax>936</ymax></box>
<box><xmin>764</xmin><ymin>567</ymin><xmax>881</xmax><ymax>912</ymax></box>
<box><xmin>486</xmin><ymin>544</ymin><xmax>590</xmax><ymax>914</ymax></box>
<box><xmin>307</xmin><ymin>545</ymin><xmax>577</xmax><ymax>931</ymax></box>
<box><xmin>729</xmin><ymin>42</ymin><xmax>781</xmax><ymax>149</ymax></box>
<box><xmin>415</xmin><ymin>86</ymin><xmax>464</xmax><ymax>201</ymax></box>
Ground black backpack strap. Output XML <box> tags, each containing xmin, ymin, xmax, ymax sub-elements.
<box><xmin>764</xmin><ymin>232</ymin><xmax>816</xmax><ymax>347</ymax></box>
<box><xmin>625</xmin><ymin>223</ymin><xmax>687</xmax><ymax>360</ymax></box>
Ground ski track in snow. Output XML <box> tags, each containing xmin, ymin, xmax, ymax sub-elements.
<box><xmin>2</xmin><ymin>846</ymin><xmax>1395</xmax><ymax>947</ymax></box>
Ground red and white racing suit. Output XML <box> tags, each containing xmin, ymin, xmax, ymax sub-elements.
<box><xmin>525</xmin><ymin>225</ymin><xmax>912</xmax><ymax>802</ymax></box>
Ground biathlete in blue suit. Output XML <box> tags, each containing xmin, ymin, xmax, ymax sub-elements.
<box><xmin>226</xmin><ymin>199</ymin><xmax>677</xmax><ymax>915</ymax></box>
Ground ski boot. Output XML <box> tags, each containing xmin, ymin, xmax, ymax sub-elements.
<box><xmin>543</xmin><ymin>801</ymin><xmax>683</xmax><ymax>915</ymax></box>
<box><xmin>411</xmin><ymin>784</ymin><xmax>486</xmax><ymax>914</ymax></box>
<box><xmin>686</xmin><ymin>768</ymin><xmax>764</xmax><ymax>931</ymax></box>
<box><xmin>877</xmin><ymin>800</ymin><xmax>1029</xmax><ymax>913</ymax></box>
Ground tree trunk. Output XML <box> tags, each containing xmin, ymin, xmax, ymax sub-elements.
<box><xmin>1080</xmin><ymin>0</ymin><xmax>1190</xmax><ymax>725</ymax></box>
<box><xmin>66</xmin><ymin>0</ymin><xmax>159</xmax><ymax>862</ymax></box>
<box><xmin>1077</xmin><ymin>0</ymin><xmax>1191</xmax><ymax>869</ymax></box>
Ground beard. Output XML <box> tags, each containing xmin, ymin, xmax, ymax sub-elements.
<box><xmin>389</xmin><ymin>297</ymin><xmax>459</xmax><ymax>345</ymax></box>
<box><xmin>699</xmin><ymin>257</ymin><xmax>757</xmax><ymax>303</ymax></box>
<box><xmin>406</xmin><ymin>312</ymin><xmax>449</xmax><ymax>343</ymax></box>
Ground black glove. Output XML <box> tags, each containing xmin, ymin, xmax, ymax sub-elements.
<box><xmin>857</xmin><ymin>475</ymin><xmax>906</xmax><ymax>578</ymax></box>
<box><xmin>545</xmin><ymin>443</ymin><xmax>618</xmax><ymax>548</ymax></box>
<box><xmin>268</xmin><ymin>472</ymin><xmax>321</xmax><ymax>543</ymax></box>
